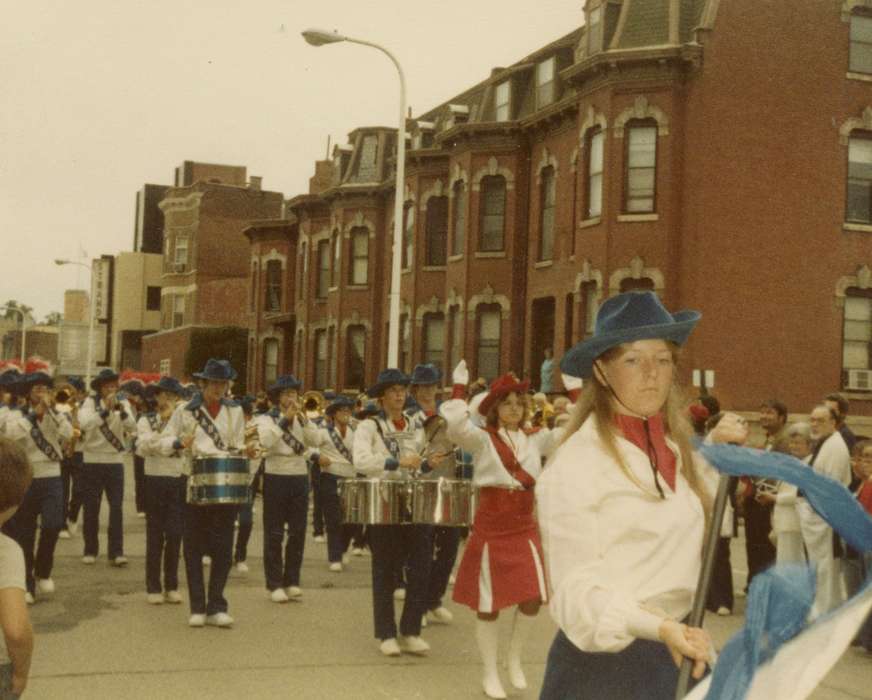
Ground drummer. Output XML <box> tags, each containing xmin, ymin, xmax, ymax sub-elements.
<box><xmin>167</xmin><ymin>358</ymin><xmax>256</xmax><ymax>628</ymax></box>
<box><xmin>254</xmin><ymin>375</ymin><xmax>310</xmax><ymax>603</ymax></box>
<box><xmin>407</xmin><ymin>364</ymin><xmax>458</xmax><ymax>626</ymax></box>
<box><xmin>352</xmin><ymin>368</ymin><xmax>444</xmax><ymax>657</ymax></box>
<box><xmin>303</xmin><ymin>395</ymin><xmax>357</xmax><ymax>571</ymax></box>
<box><xmin>135</xmin><ymin>376</ymin><xmax>186</xmax><ymax>605</ymax></box>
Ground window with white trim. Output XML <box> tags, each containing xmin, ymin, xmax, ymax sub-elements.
<box><xmin>350</xmin><ymin>227</ymin><xmax>369</xmax><ymax>285</ymax></box>
<box><xmin>624</xmin><ymin>120</ymin><xmax>657</xmax><ymax>213</ymax></box>
<box><xmin>536</xmin><ymin>58</ymin><xmax>556</xmax><ymax>109</ymax></box>
<box><xmin>843</xmin><ymin>291</ymin><xmax>872</xmax><ymax>374</ymax></box>
<box><xmin>452</xmin><ymin>181</ymin><xmax>467</xmax><ymax>256</ymax></box>
<box><xmin>479</xmin><ymin>175</ymin><xmax>506</xmax><ymax>252</ymax></box>
<box><xmin>172</xmin><ymin>294</ymin><xmax>185</xmax><ymax>328</ymax></box>
<box><xmin>346</xmin><ymin>325</ymin><xmax>366</xmax><ymax>390</ymax></box>
<box><xmin>851</xmin><ymin>13</ymin><xmax>872</xmax><ymax>74</ymax></box>
<box><xmin>263</xmin><ymin>338</ymin><xmax>279</xmax><ymax>386</ymax></box>
<box><xmin>847</xmin><ymin>132</ymin><xmax>872</xmax><ymax>224</ymax></box>
<box><xmin>422</xmin><ymin>313</ymin><xmax>445</xmax><ymax>375</ymax></box>
<box><xmin>316</xmin><ymin>240</ymin><xmax>330</xmax><ymax>299</ymax></box>
<box><xmin>587</xmin><ymin>5</ymin><xmax>603</xmax><ymax>55</ymax></box>
<box><xmin>495</xmin><ymin>80</ymin><xmax>511</xmax><ymax>121</ymax></box>
<box><xmin>477</xmin><ymin>305</ymin><xmax>501</xmax><ymax>381</ymax></box>
<box><xmin>265</xmin><ymin>260</ymin><xmax>282</xmax><ymax>312</ymax></box>
<box><xmin>425</xmin><ymin>196</ymin><xmax>448</xmax><ymax>266</ymax></box>
<box><xmin>586</xmin><ymin>128</ymin><xmax>604</xmax><ymax>219</ymax></box>
<box><xmin>314</xmin><ymin>330</ymin><xmax>328</xmax><ymax>389</ymax></box>
<box><xmin>539</xmin><ymin>166</ymin><xmax>556</xmax><ymax>261</ymax></box>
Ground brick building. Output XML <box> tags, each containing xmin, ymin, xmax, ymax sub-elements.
<box><xmin>247</xmin><ymin>0</ymin><xmax>872</xmax><ymax>416</ymax></box>
<box><xmin>142</xmin><ymin>162</ymin><xmax>283</xmax><ymax>383</ymax></box>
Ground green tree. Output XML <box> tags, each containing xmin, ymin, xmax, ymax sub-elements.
<box><xmin>43</xmin><ymin>311</ymin><xmax>62</xmax><ymax>326</ymax></box>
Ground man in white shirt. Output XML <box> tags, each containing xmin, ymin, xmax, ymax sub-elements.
<box><xmin>77</xmin><ymin>369</ymin><xmax>136</xmax><ymax>566</ymax></box>
<box><xmin>3</xmin><ymin>371</ymin><xmax>73</xmax><ymax>602</ymax></box>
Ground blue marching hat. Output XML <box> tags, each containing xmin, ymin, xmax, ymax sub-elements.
<box><xmin>367</xmin><ymin>368</ymin><xmax>410</xmax><ymax>398</ymax></box>
<box><xmin>560</xmin><ymin>291</ymin><xmax>700</xmax><ymax>379</ymax></box>
<box><xmin>410</xmin><ymin>363</ymin><xmax>442</xmax><ymax>386</ymax></box>
<box><xmin>192</xmin><ymin>358</ymin><xmax>237</xmax><ymax>382</ymax></box>
<box><xmin>147</xmin><ymin>376</ymin><xmax>185</xmax><ymax>397</ymax></box>
<box><xmin>266</xmin><ymin>374</ymin><xmax>302</xmax><ymax>396</ymax></box>
<box><xmin>119</xmin><ymin>380</ymin><xmax>145</xmax><ymax>398</ymax></box>
<box><xmin>0</xmin><ymin>368</ymin><xmax>23</xmax><ymax>388</ymax></box>
<box><xmin>25</xmin><ymin>372</ymin><xmax>54</xmax><ymax>389</ymax></box>
<box><xmin>67</xmin><ymin>376</ymin><xmax>85</xmax><ymax>392</ymax></box>
<box><xmin>90</xmin><ymin>368</ymin><xmax>120</xmax><ymax>391</ymax></box>
<box><xmin>356</xmin><ymin>399</ymin><xmax>381</xmax><ymax>419</ymax></box>
<box><xmin>326</xmin><ymin>395</ymin><xmax>355</xmax><ymax>416</ymax></box>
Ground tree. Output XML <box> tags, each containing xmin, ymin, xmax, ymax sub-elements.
<box><xmin>43</xmin><ymin>311</ymin><xmax>62</xmax><ymax>326</ymax></box>
<box><xmin>2</xmin><ymin>301</ymin><xmax>35</xmax><ymax>323</ymax></box>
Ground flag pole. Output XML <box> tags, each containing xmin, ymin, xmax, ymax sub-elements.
<box><xmin>675</xmin><ymin>473</ymin><xmax>735</xmax><ymax>698</ymax></box>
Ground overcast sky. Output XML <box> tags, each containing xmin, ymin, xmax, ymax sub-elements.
<box><xmin>1</xmin><ymin>1</ymin><xmax>582</xmax><ymax>320</ymax></box>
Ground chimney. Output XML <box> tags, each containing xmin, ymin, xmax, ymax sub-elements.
<box><xmin>249</xmin><ymin>176</ymin><xmax>262</xmax><ymax>191</ymax></box>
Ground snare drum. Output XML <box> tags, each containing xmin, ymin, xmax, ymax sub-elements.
<box><xmin>411</xmin><ymin>477</ymin><xmax>475</xmax><ymax>526</ymax></box>
<box><xmin>188</xmin><ymin>457</ymin><xmax>251</xmax><ymax>505</ymax></box>
<box><xmin>339</xmin><ymin>478</ymin><xmax>412</xmax><ymax>525</ymax></box>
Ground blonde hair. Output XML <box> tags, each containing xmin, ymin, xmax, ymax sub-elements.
<box><xmin>559</xmin><ymin>344</ymin><xmax>711</xmax><ymax>517</ymax></box>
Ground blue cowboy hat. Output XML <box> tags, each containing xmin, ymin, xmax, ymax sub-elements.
<box><xmin>66</xmin><ymin>376</ymin><xmax>85</xmax><ymax>392</ymax></box>
<box><xmin>325</xmin><ymin>395</ymin><xmax>355</xmax><ymax>416</ymax></box>
<box><xmin>192</xmin><ymin>358</ymin><xmax>237</xmax><ymax>382</ymax></box>
<box><xmin>367</xmin><ymin>368</ymin><xmax>410</xmax><ymax>398</ymax></box>
<box><xmin>24</xmin><ymin>372</ymin><xmax>54</xmax><ymax>389</ymax></box>
<box><xmin>560</xmin><ymin>291</ymin><xmax>701</xmax><ymax>379</ymax></box>
<box><xmin>119</xmin><ymin>379</ymin><xmax>145</xmax><ymax>398</ymax></box>
<box><xmin>266</xmin><ymin>374</ymin><xmax>302</xmax><ymax>397</ymax></box>
<box><xmin>0</xmin><ymin>369</ymin><xmax>23</xmax><ymax>388</ymax></box>
<box><xmin>355</xmin><ymin>400</ymin><xmax>381</xmax><ymax>419</ymax></box>
<box><xmin>146</xmin><ymin>376</ymin><xmax>185</xmax><ymax>397</ymax></box>
<box><xmin>90</xmin><ymin>368</ymin><xmax>120</xmax><ymax>391</ymax></box>
<box><xmin>410</xmin><ymin>363</ymin><xmax>442</xmax><ymax>386</ymax></box>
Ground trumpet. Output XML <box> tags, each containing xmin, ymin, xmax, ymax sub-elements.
<box><xmin>301</xmin><ymin>390</ymin><xmax>325</xmax><ymax>415</ymax></box>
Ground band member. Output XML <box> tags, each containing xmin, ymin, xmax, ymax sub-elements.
<box><xmin>254</xmin><ymin>375</ymin><xmax>310</xmax><ymax>603</ymax></box>
<box><xmin>0</xmin><ymin>368</ymin><xmax>26</xmax><ymax>436</ymax></box>
<box><xmin>77</xmin><ymin>369</ymin><xmax>136</xmax><ymax>566</ymax></box>
<box><xmin>168</xmin><ymin>359</ymin><xmax>255</xmax><ymax>628</ymax></box>
<box><xmin>62</xmin><ymin>376</ymin><xmax>87</xmax><ymax>536</ymax></box>
<box><xmin>536</xmin><ymin>291</ymin><xmax>746</xmax><ymax>700</ymax></box>
<box><xmin>441</xmin><ymin>361</ymin><xmax>562</xmax><ymax>699</ymax></box>
<box><xmin>2</xmin><ymin>369</ymin><xmax>73</xmax><ymax>603</ymax></box>
<box><xmin>303</xmin><ymin>395</ymin><xmax>357</xmax><ymax>571</ymax></box>
<box><xmin>121</xmin><ymin>377</ymin><xmax>148</xmax><ymax>518</ymax></box>
<box><xmin>407</xmin><ymin>364</ymin><xmax>458</xmax><ymax>625</ymax></box>
<box><xmin>136</xmin><ymin>377</ymin><xmax>187</xmax><ymax>605</ymax></box>
<box><xmin>304</xmin><ymin>391</ymin><xmax>329</xmax><ymax>542</ymax></box>
<box><xmin>353</xmin><ymin>369</ymin><xmax>441</xmax><ymax>657</ymax></box>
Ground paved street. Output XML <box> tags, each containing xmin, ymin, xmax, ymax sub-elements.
<box><xmin>22</xmin><ymin>467</ymin><xmax>872</xmax><ymax>699</ymax></box>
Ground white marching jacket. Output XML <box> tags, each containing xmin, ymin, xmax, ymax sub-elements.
<box><xmin>352</xmin><ymin>413</ymin><xmax>425</xmax><ymax>478</ymax></box>
<box><xmin>255</xmin><ymin>412</ymin><xmax>309</xmax><ymax>476</ymax></box>
<box><xmin>439</xmin><ymin>398</ymin><xmax>560</xmax><ymax>488</ymax></box>
<box><xmin>303</xmin><ymin>421</ymin><xmax>356</xmax><ymax>478</ymax></box>
<box><xmin>536</xmin><ymin>415</ymin><xmax>711</xmax><ymax>654</ymax></box>
<box><xmin>5</xmin><ymin>409</ymin><xmax>74</xmax><ymax>479</ymax></box>
<box><xmin>166</xmin><ymin>398</ymin><xmax>250</xmax><ymax>476</ymax></box>
<box><xmin>136</xmin><ymin>414</ymin><xmax>184</xmax><ymax>478</ymax></box>
<box><xmin>78</xmin><ymin>396</ymin><xmax>137</xmax><ymax>464</ymax></box>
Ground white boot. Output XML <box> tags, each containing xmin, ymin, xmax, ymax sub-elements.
<box><xmin>506</xmin><ymin>609</ymin><xmax>536</xmax><ymax>690</ymax></box>
<box><xmin>476</xmin><ymin>619</ymin><xmax>507</xmax><ymax>699</ymax></box>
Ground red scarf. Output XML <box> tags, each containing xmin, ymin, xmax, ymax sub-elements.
<box><xmin>206</xmin><ymin>401</ymin><xmax>221</xmax><ymax>419</ymax></box>
<box><xmin>858</xmin><ymin>480</ymin><xmax>872</xmax><ymax>516</ymax></box>
<box><xmin>484</xmin><ymin>426</ymin><xmax>535</xmax><ymax>490</ymax></box>
<box><xmin>614</xmin><ymin>413</ymin><xmax>677</xmax><ymax>491</ymax></box>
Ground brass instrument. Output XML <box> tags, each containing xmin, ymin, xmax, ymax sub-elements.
<box><xmin>302</xmin><ymin>390</ymin><xmax>325</xmax><ymax>416</ymax></box>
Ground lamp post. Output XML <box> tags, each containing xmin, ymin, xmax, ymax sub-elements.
<box><xmin>2</xmin><ymin>305</ymin><xmax>27</xmax><ymax>365</ymax></box>
<box><xmin>55</xmin><ymin>259</ymin><xmax>95</xmax><ymax>386</ymax></box>
<box><xmin>302</xmin><ymin>28</ymin><xmax>407</xmax><ymax>368</ymax></box>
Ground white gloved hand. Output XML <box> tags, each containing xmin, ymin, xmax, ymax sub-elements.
<box><xmin>452</xmin><ymin>359</ymin><xmax>469</xmax><ymax>386</ymax></box>
<box><xmin>562</xmin><ymin>373</ymin><xmax>583</xmax><ymax>391</ymax></box>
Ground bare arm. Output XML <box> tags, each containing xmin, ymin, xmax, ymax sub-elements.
<box><xmin>0</xmin><ymin>587</ymin><xmax>32</xmax><ymax>695</ymax></box>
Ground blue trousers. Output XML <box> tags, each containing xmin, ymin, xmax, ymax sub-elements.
<box><xmin>234</xmin><ymin>501</ymin><xmax>253</xmax><ymax>564</ymax></box>
<box><xmin>183</xmin><ymin>499</ymin><xmax>236</xmax><ymax>615</ymax></box>
<box><xmin>144</xmin><ymin>475</ymin><xmax>185</xmax><ymax>594</ymax></box>
<box><xmin>2</xmin><ymin>475</ymin><xmax>63</xmax><ymax>594</ymax></box>
<box><xmin>320</xmin><ymin>472</ymin><xmax>355</xmax><ymax>563</ymax></box>
<box><xmin>309</xmin><ymin>460</ymin><xmax>324</xmax><ymax>536</ymax></box>
<box><xmin>368</xmin><ymin>524</ymin><xmax>433</xmax><ymax>640</ymax></box>
<box><xmin>81</xmin><ymin>462</ymin><xmax>125</xmax><ymax>559</ymax></box>
<box><xmin>540</xmin><ymin>629</ymin><xmax>698</xmax><ymax>700</ymax></box>
<box><xmin>262</xmin><ymin>473</ymin><xmax>309</xmax><ymax>591</ymax></box>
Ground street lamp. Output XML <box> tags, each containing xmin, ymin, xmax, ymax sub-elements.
<box><xmin>1</xmin><ymin>305</ymin><xmax>27</xmax><ymax>365</ymax></box>
<box><xmin>55</xmin><ymin>258</ymin><xmax>96</xmax><ymax>387</ymax></box>
<box><xmin>302</xmin><ymin>27</ymin><xmax>407</xmax><ymax>368</ymax></box>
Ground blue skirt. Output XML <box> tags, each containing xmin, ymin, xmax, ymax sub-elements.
<box><xmin>540</xmin><ymin>629</ymin><xmax>699</xmax><ymax>700</ymax></box>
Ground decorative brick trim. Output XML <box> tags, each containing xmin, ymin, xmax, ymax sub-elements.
<box><xmin>835</xmin><ymin>264</ymin><xmax>872</xmax><ymax>308</ymax></box>
<box><xmin>839</xmin><ymin>106</ymin><xmax>872</xmax><ymax>145</ymax></box>
<box><xmin>471</xmin><ymin>156</ymin><xmax>515</xmax><ymax>192</ymax></box>
<box><xmin>467</xmin><ymin>284</ymin><xmax>511</xmax><ymax>320</ymax></box>
<box><xmin>608</xmin><ymin>256</ymin><xmax>665</xmax><ymax>295</ymax></box>
<box><xmin>613</xmin><ymin>96</ymin><xmax>670</xmax><ymax>138</ymax></box>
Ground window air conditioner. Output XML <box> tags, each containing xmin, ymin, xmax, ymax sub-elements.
<box><xmin>845</xmin><ymin>368</ymin><xmax>872</xmax><ymax>391</ymax></box>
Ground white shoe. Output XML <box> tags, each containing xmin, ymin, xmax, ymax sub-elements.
<box><xmin>398</xmin><ymin>635</ymin><xmax>430</xmax><ymax>655</ymax></box>
<box><xmin>147</xmin><ymin>593</ymin><xmax>164</xmax><ymax>605</ymax></box>
<box><xmin>270</xmin><ymin>588</ymin><xmax>289</xmax><ymax>603</ymax></box>
<box><xmin>341</xmin><ymin>552</ymin><xmax>350</xmax><ymax>565</ymax></box>
<box><xmin>36</xmin><ymin>578</ymin><xmax>55</xmax><ymax>595</ymax></box>
<box><xmin>112</xmin><ymin>556</ymin><xmax>128</xmax><ymax>567</ymax></box>
<box><xmin>235</xmin><ymin>561</ymin><xmax>249</xmax><ymax>574</ymax></box>
<box><xmin>81</xmin><ymin>555</ymin><xmax>96</xmax><ymax>565</ymax></box>
<box><xmin>164</xmin><ymin>590</ymin><xmax>183</xmax><ymax>604</ymax></box>
<box><xmin>351</xmin><ymin>547</ymin><xmax>365</xmax><ymax>557</ymax></box>
<box><xmin>58</xmin><ymin>529</ymin><xmax>71</xmax><ymax>540</ymax></box>
<box><xmin>67</xmin><ymin>520</ymin><xmax>78</xmax><ymax>535</ymax></box>
<box><xmin>286</xmin><ymin>586</ymin><xmax>302</xmax><ymax>600</ymax></box>
<box><xmin>393</xmin><ymin>588</ymin><xmax>406</xmax><ymax>601</ymax></box>
<box><xmin>188</xmin><ymin>614</ymin><xmax>206</xmax><ymax>628</ymax></box>
<box><xmin>421</xmin><ymin>614</ymin><xmax>428</xmax><ymax>628</ymax></box>
<box><xmin>313</xmin><ymin>534</ymin><xmax>326</xmax><ymax>543</ymax></box>
<box><xmin>328</xmin><ymin>562</ymin><xmax>343</xmax><ymax>573</ymax></box>
<box><xmin>202</xmin><ymin>555</ymin><xmax>212</xmax><ymax>566</ymax></box>
<box><xmin>206</xmin><ymin>612</ymin><xmax>234</xmax><ymax>628</ymax></box>
<box><xmin>716</xmin><ymin>606</ymin><xmax>731</xmax><ymax>616</ymax></box>
<box><xmin>379</xmin><ymin>638</ymin><xmax>401</xmax><ymax>657</ymax></box>
<box><xmin>426</xmin><ymin>606</ymin><xmax>453</xmax><ymax>625</ymax></box>
<box><xmin>24</xmin><ymin>592</ymin><xmax>35</xmax><ymax>605</ymax></box>
<box><xmin>477</xmin><ymin>619</ymin><xmax>507</xmax><ymax>699</ymax></box>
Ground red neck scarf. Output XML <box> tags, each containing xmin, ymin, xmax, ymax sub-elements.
<box><xmin>206</xmin><ymin>401</ymin><xmax>221</xmax><ymax>419</ymax></box>
<box><xmin>391</xmin><ymin>417</ymin><xmax>406</xmax><ymax>431</ymax></box>
<box><xmin>614</xmin><ymin>413</ymin><xmax>677</xmax><ymax>492</ymax></box>
<box><xmin>858</xmin><ymin>480</ymin><xmax>872</xmax><ymax>516</ymax></box>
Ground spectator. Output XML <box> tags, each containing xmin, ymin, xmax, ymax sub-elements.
<box><xmin>824</xmin><ymin>392</ymin><xmax>857</xmax><ymax>461</ymax></box>
<box><xmin>850</xmin><ymin>439</ymin><xmax>872</xmax><ymax>652</ymax></box>
<box><xmin>798</xmin><ymin>405</ymin><xmax>852</xmax><ymax>616</ymax></box>
<box><xmin>540</xmin><ymin>348</ymin><xmax>554</xmax><ymax>394</ymax></box>
<box><xmin>0</xmin><ymin>437</ymin><xmax>35</xmax><ymax>698</ymax></box>
<box><xmin>551</xmin><ymin>396</ymin><xmax>570</xmax><ymax>417</ymax></box>
<box><xmin>773</xmin><ymin>422</ymin><xmax>811</xmax><ymax>564</ymax></box>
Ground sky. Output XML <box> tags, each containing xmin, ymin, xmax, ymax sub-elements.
<box><xmin>0</xmin><ymin>1</ymin><xmax>583</xmax><ymax>320</ymax></box>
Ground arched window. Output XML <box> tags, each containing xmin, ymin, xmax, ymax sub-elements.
<box><xmin>476</xmin><ymin>304</ymin><xmax>502</xmax><ymax>381</ymax></box>
<box><xmin>422</xmin><ymin>312</ymin><xmax>445</xmax><ymax>374</ymax></box>
<box><xmin>346</xmin><ymin>325</ymin><xmax>367</xmax><ymax>390</ymax></box>
<box><xmin>263</xmin><ymin>338</ymin><xmax>279</xmax><ymax>386</ymax></box>
<box><xmin>585</xmin><ymin>127</ymin><xmax>604</xmax><ymax>219</ymax></box>
<box><xmin>479</xmin><ymin>175</ymin><xmax>506</xmax><ymax>252</ymax></box>
<box><xmin>331</xmin><ymin>230</ymin><xmax>341</xmax><ymax>288</ymax></box>
<box><xmin>425</xmin><ymin>196</ymin><xmax>448</xmax><ymax>266</ymax></box>
<box><xmin>316</xmin><ymin>240</ymin><xmax>330</xmax><ymax>299</ymax></box>
<box><xmin>314</xmin><ymin>330</ymin><xmax>328</xmax><ymax>389</ymax></box>
<box><xmin>538</xmin><ymin>166</ymin><xmax>556</xmax><ymax>261</ymax></box>
<box><xmin>624</xmin><ymin>119</ymin><xmax>657</xmax><ymax>213</ymax></box>
<box><xmin>265</xmin><ymin>260</ymin><xmax>282</xmax><ymax>312</ymax></box>
<box><xmin>843</xmin><ymin>289</ymin><xmax>872</xmax><ymax>385</ymax></box>
<box><xmin>349</xmin><ymin>227</ymin><xmax>369</xmax><ymax>285</ymax></box>
<box><xmin>451</xmin><ymin>181</ymin><xmax>467</xmax><ymax>256</ymax></box>
<box><xmin>848</xmin><ymin>131</ymin><xmax>872</xmax><ymax>223</ymax></box>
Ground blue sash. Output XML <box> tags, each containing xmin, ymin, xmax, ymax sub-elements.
<box><xmin>192</xmin><ymin>407</ymin><xmax>228</xmax><ymax>452</ymax></box>
<box><xmin>370</xmin><ymin>418</ymin><xmax>400</xmax><ymax>459</ymax></box>
<box><xmin>98</xmin><ymin>407</ymin><xmax>126</xmax><ymax>453</ymax></box>
<box><xmin>27</xmin><ymin>413</ymin><xmax>62</xmax><ymax>462</ymax></box>
<box><xmin>274</xmin><ymin>414</ymin><xmax>306</xmax><ymax>455</ymax></box>
<box><xmin>327</xmin><ymin>425</ymin><xmax>354</xmax><ymax>464</ymax></box>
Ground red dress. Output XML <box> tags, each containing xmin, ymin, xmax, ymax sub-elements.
<box><xmin>452</xmin><ymin>430</ymin><xmax>547</xmax><ymax>613</ymax></box>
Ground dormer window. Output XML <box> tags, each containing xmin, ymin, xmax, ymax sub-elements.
<box><xmin>850</xmin><ymin>13</ymin><xmax>872</xmax><ymax>74</ymax></box>
<box><xmin>588</xmin><ymin>5</ymin><xmax>603</xmax><ymax>55</ymax></box>
<box><xmin>357</xmin><ymin>135</ymin><xmax>378</xmax><ymax>181</ymax></box>
<box><xmin>495</xmin><ymin>80</ymin><xmax>511</xmax><ymax>121</ymax></box>
<box><xmin>536</xmin><ymin>57</ymin><xmax>556</xmax><ymax>109</ymax></box>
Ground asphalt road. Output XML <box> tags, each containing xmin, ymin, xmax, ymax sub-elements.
<box><xmin>20</xmin><ymin>470</ymin><xmax>872</xmax><ymax>700</ymax></box>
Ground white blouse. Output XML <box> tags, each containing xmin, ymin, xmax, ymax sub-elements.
<box><xmin>536</xmin><ymin>415</ymin><xmax>710</xmax><ymax>653</ymax></box>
